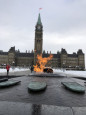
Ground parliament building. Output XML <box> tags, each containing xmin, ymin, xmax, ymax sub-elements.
<box><xmin>0</xmin><ymin>14</ymin><xmax>85</xmax><ymax>70</ymax></box>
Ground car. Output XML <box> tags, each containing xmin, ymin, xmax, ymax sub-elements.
<box><xmin>0</xmin><ymin>64</ymin><xmax>6</xmax><ymax>69</ymax></box>
<box><xmin>43</xmin><ymin>67</ymin><xmax>53</xmax><ymax>73</ymax></box>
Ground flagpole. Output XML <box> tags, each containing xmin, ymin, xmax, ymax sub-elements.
<box><xmin>39</xmin><ymin>8</ymin><xmax>40</xmax><ymax>13</ymax></box>
<box><xmin>39</xmin><ymin>8</ymin><xmax>42</xmax><ymax>13</ymax></box>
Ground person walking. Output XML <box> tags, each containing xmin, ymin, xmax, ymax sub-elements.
<box><xmin>6</xmin><ymin>64</ymin><xmax>10</xmax><ymax>76</ymax></box>
<box><xmin>30</xmin><ymin>66</ymin><xmax>34</xmax><ymax>73</ymax></box>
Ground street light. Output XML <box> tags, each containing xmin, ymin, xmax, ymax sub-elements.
<box><xmin>12</xmin><ymin>61</ymin><xmax>15</xmax><ymax>66</ymax></box>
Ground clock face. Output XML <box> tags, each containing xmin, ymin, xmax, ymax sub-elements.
<box><xmin>37</xmin><ymin>26</ymin><xmax>41</xmax><ymax>30</ymax></box>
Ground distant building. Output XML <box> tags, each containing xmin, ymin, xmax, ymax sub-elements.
<box><xmin>0</xmin><ymin>14</ymin><xmax>85</xmax><ymax>70</ymax></box>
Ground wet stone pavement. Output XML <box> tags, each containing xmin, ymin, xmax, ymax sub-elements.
<box><xmin>0</xmin><ymin>74</ymin><xmax>86</xmax><ymax>114</ymax></box>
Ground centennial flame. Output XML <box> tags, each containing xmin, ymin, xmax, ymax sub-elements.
<box><xmin>34</xmin><ymin>54</ymin><xmax>53</xmax><ymax>72</ymax></box>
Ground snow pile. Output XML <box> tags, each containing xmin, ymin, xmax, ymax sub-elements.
<box><xmin>53</xmin><ymin>69</ymin><xmax>63</xmax><ymax>73</ymax></box>
<box><xmin>53</xmin><ymin>69</ymin><xmax>86</xmax><ymax>77</ymax></box>
<box><xmin>0</xmin><ymin>67</ymin><xmax>30</xmax><ymax>73</ymax></box>
<box><xmin>0</xmin><ymin>67</ymin><xmax>86</xmax><ymax>77</ymax></box>
<box><xmin>65</xmin><ymin>70</ymin><xmax>86</xmax><ymax>77</ymax></box>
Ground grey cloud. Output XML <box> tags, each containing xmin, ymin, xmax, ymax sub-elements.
<box><xmin>0</xmin><ymin>0</ymin><xmax>86</xmax><ymax>62</ymax></box>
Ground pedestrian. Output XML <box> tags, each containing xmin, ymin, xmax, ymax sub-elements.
<box><xmin>30</xmin><ymin>66</ymin><xmax>33</xmax><ymax>73</ymax></box>
<box><xmin>6</xmin><ymin>64</ymin><xmax>10</xmax><ymax>76</ymax></box>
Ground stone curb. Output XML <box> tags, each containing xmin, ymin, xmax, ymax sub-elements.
<box><xmin>0</xmin><ymin>101</ymin><xmax>86</xmax><ymax>115</ymax></box>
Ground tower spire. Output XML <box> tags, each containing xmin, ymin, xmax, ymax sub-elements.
<box><xmin>37</xmin><ymin>13</ymin><xmax>42</xmax><ymax>25</ymax></box>
<box><xmin>34</xmin><ymin>13</ymin><xmax>43</xmax><ymax>65</ymax></box>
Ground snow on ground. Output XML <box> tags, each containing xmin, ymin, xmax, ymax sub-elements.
<box><xmin>53</xmin><ymin>69</ymin><xmax>86</xmax><ymax>77</ymax></box>
<box><xmin>0</xmin><ymin>67</ymin><xmax>30</xmax><ymax>73</ymax></box>
<box><xmin>65</xmin><ymin>70</ymin><xmax>86</xmax><ymax>77</ymax></box>
<box><xmin>0</xmin><ymin>67</ymin><xmax>86</xmax><ymax>77</ymax></box>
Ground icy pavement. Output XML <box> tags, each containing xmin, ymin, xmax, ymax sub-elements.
<box><xmin>0</xmin><ymin>76</ymin><xmax>86</xmax><ymax>107</ymax></box>
<box><xmin>0</xmin><ymin>70</ymin><xmax>86</xmax><ymax>114</ymax></box>
<box><xmin>1</xmin><ymin>101</ymin><xmax>86</xmax><ymax>115</ymax></box>
<box><xmin>0</xmin><ymin>101</ymin><xmax>76</xmax><ymax>115</ymax></box>
<box><xmin>0</xmin><ymin>76</ymin><xmax>86</xmax><ymax>115</ymax></box>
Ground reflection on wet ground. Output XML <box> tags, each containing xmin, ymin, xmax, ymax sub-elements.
<box><xmin>32</xmin><ymin>104</ymin><xmax>41</xmax><ymax>115</ymax></box>
<box><xmin>0</xmin><ymin>75</ymin><xmax>86</xmax><ymax>107</ymax></box>
<box><xmin>0</xmin><ymin>101</ymin><xmax>73</xmax><ymax>115</ymax></box>
<box><xmin>73</xmin><ymin>76</ymin><xmax>86</xmax><ymax>80</ymax></box>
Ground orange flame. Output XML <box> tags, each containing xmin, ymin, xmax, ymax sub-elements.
<box><xmin>34</xmin><ymin>54</ymin><xmax>53</xmax><ymax>72</ymax></box>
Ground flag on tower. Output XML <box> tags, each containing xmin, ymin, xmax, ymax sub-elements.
<box><xmin>39</xmin><ymin>8</ymin><xmax>42</xmax><ymax>10</ymax></box>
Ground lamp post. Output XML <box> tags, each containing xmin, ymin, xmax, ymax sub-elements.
<box><xmin>63</xmin><ymin>63</ymin><xmax>65</xmax><ymax>72</ymax></box>
<box><xmin>12</xmin><ymin>61</ymin><xmax>15</xmax><ymax>68</ymax></box>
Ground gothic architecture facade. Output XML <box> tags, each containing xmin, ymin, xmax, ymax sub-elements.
<box><xmin>0</xmin><ymin>14</ymin><xmax>85</xmax><ymax>70</ymax></box>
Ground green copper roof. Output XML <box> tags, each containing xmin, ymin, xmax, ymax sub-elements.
<box><xmin>37</xmin><ymin>13</ymin><xmax>42</xmax><ymax>25</ymax></box>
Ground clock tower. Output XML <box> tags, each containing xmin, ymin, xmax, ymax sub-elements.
<box><xmin>34</xmin><ymin>13</ymin><xmax>43</xmax><ymax>65</ymax></box>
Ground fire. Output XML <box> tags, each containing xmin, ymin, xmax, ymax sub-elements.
<box><xmin>34</xmin><ymin>54</ymin><xmax>53</xmax><ymax>72</ymax></box>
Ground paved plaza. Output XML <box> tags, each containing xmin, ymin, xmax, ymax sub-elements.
<box><xmin>0</xmin><ymin>70</ymin><xmax>86</xmax><ymax>114</ymax></box>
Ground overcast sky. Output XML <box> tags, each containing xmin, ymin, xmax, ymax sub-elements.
<box><xmin>0</xmin><ymin>0</ymin><xmax>86</xmax><ymax>58</ymax></box>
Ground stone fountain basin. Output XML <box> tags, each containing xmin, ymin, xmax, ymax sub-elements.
<box><xmin>28</xmin><ymin>81</ymin><xmax>47</xmax><ymax>91</ymax></box>
<box><xmin>29</xmin><ymin>72</ymin><xmax>66</xmax><ymax>77</ymax></box>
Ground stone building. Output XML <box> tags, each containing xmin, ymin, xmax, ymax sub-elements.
<box><xmin>0</xmin><ymin>13</ymin><xmax>85</xmax><ymax>70</ymax></box>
